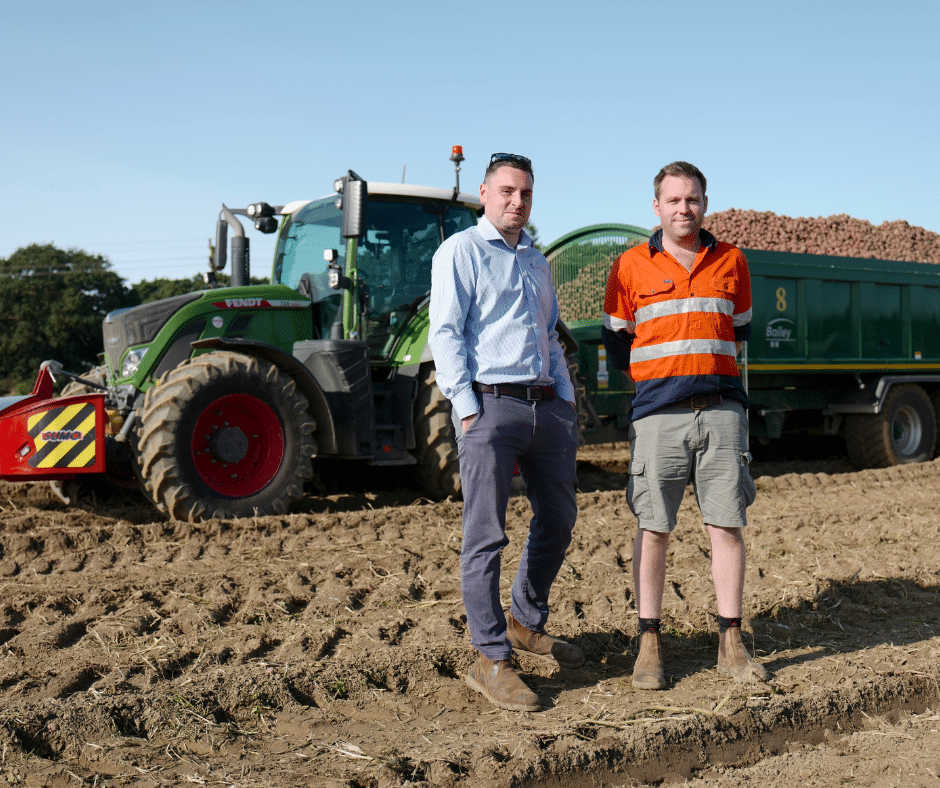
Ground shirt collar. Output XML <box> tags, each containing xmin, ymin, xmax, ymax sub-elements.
<box><xmin>648</xmin><ymin>228</ymin><xmax>717</xmax><ymax>256</ymax></box>
<box><xmin>478</xmin><ymin>215</ymin><xmax>533</xmax><ymax>249</ymax></box>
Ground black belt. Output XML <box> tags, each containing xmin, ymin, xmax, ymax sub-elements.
<box><xmin>672</xmin><ymin>394</ymin><xmax>723</xmax><ymax>410</ymax></box>
<box><xmin>473</xmin><ymin>382</ymin><xmax>556</xmax><ymax>402</ymax></box>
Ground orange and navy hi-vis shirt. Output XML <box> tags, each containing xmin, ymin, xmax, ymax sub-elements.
<box><xmin>602</xmin><ymin>229</ymin><xmax>752</xmax><ymax>421</ymax></box>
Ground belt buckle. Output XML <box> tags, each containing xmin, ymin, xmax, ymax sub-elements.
<box><xmin>526</xmin><ymin>386</ymin><xmax>543</xmax><ymax>401</ymax></box>
<box><xmin>689</xmin><ymin>396</ymin><xmax>707</xmax><ymax>410</ymax></box>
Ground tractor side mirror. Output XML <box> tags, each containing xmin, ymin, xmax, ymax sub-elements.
<box><xmin>214</xmin><ymin>219</ymin><xmax>228</xmax><ymax>271</ymax></box>
<box><xmin>335</xmin><ymin>171</ymin><xmax>367</xmax><ymax>239</ymax></box>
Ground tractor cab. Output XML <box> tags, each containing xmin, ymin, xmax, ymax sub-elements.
<box><xmin>271</xmin><ymin>185</ymin><xmax>479</xmax><ymax>357</ymax></box>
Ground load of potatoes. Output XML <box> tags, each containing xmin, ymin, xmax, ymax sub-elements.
<box><xmin>703</xmin><ymin>209</ymin><xmax>940</xmax><ymax>263</ymax></box>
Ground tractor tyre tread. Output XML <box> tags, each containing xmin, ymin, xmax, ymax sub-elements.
<box><xmin>412</xmin><ymin>363</ymin><xmax>461</xmax><ymax>499</ymax></box>
<box><xmin>134</xmin><ymin>351</ymin><xmax>317</xmax><ymax>522</ymax></box>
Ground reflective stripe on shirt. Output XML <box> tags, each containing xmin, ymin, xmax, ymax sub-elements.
<box><xmin>635</xmin><ymin>296</ymin><xmax>734</xmax><ymax>323</ymax></box>
<box><xmin>603</xmin><ymin>312</ymin><xmax>635</xmax><ymax>333</ymax></box>
<box><xmin>731</xmin><ymin>307</ymin><xmax>752</xmax><ymax>327</ymax></box>
<box><xmin>629</xmin><ymin>337</ymin><xmax>738</xmax><ymax>364</ymax></box>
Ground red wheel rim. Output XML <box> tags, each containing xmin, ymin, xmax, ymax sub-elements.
<box><xmin>191</xmin><ymin>393</ymin><xmax>284</xmax><ymax>497</ymax></box>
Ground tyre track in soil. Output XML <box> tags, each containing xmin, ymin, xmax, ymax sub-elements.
<box><xmin>0</xmin><ymin>451</ymin><xmax>937</xmax><ymax>787</ymax></box>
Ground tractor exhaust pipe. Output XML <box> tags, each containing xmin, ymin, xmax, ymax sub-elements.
<box><xmin>218</xmin><ymin>204</ymin><xmax>249</xmax><ymax>288</ymax></box>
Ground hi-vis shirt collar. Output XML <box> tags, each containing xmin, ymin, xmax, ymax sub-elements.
<box><xmin>648</xmin><ymin>228</ymin><xmax>718</xmax><ymax>256</ymax></box>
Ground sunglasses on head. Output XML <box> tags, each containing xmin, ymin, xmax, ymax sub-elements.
<box><xmin>489</xmin><ymin>152</ymin><xmax>532</xmax><ymax>167</ymax></box>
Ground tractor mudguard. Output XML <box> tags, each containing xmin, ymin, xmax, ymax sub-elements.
<box><xmin>190</xmin><ymin>335</ymin><xmax>371</xmax><ymax>458</ymax></box>
<box><xmin>0</xmin><ymin>367</ymin><xmax>106</xmax><ymax>481</ymax></box>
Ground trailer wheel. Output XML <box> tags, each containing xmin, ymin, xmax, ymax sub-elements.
<box><xmin>845</xmin><ymin>383</ymin><xmax>936</xmax><ymax>468</ymax></box>
<box><xmin>134</xmin><ymin>351</ymin><xmax>317</xmax><ymax>521</ymax></box>
<box><xmin>930</xmin><ymin>389</ymin><xmax>940</xmax><ymax>458</ymax></box>
<box><xmin>49</xmin><ymin>366</ymin><xmax>141</xmax><ymax>505</ymax></box>
<box><xmin>412</xmin><ymin>363</ymin><xmax>461</xmax><ymax>499</ymax></box>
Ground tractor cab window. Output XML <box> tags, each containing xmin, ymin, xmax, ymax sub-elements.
<box><xmin>273</xmin><ymin>197</ymin><xmax>345</xmax><ymax>338</ymax></box>
<box><xmin>359</xmin><ymin>198</ymin><xmax>476</xmax><ymax>355</ymax></box>
<box><xmin>273</xmin><ymin>194</ymin><xmax>477</xmax><ymax>347</ymax></box>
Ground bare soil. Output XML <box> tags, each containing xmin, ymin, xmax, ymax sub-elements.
<box><xmin>1</xmin><ymin>444</ymin><xmax>939</xmax><ymax>787</ymax></box>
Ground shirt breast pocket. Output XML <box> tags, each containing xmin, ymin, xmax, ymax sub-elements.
<box><xmin>710</xmin><ymin>277</ymin><xmax>737</xmax><ymax>297</ymax></box>
<box><xmin>637</xmin><ymin>280</ymin><xmax>675</xmax><ymax>301</ymax></box>
<box><xmin>528</xmin><ymin>259</ymin><xmax>551</xmax><ymax>283</ymax></box>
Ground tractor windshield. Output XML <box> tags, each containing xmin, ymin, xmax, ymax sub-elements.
<box><xmin>273</xmin><ymin>195</ymin><xmax>477</xmax><ymax>347</ymax></box>
<box><xmin>273</xmin><ymin>196</ymin><xmax>344</xmax><ymax>337</ymax></box>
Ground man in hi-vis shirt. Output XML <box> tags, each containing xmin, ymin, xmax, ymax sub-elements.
<box><xmin>603</xmin><ymin>161</ymin><xmax>769</xmax><ymax>690</ymax></box>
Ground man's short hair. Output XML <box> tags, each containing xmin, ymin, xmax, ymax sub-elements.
<box><xmin>484</xmin><ymin>153</ymin><xmax>534</xmax><ymax>183</ymax></box>
<box><xmin>654</xmin><ymin>161</ymin><xmax>706</xmax><ymax>199</ymax></box>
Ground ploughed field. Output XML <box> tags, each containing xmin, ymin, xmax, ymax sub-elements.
<box><xmin>1</xmin><ymin>444</ymin><xmax>939</xmax><ymax>788</ymax></box>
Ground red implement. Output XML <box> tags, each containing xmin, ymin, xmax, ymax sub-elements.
<box><xmin>0</xmin><ymin>367</ymin><xmax>106</xmax><ymax>482</ymax></box>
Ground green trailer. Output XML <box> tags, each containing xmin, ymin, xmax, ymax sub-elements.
<box><xmin>547</xmin><ymin>226</ymin><xmax>940</xmax><ymax>467</ymax></box>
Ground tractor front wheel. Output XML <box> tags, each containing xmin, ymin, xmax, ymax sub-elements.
<box><xmin>134</xmin><ymin>352</ymin><xmax>317</xmax><ymax>521</ymax></box>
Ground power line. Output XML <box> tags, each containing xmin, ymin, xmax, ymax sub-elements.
<box><xmin>0</xmin><ymin>256</ymin><xmax>207</xmax><ymax>272</ymax></box>
<box><xmin>0</xmin><ymin>238</ymin><xmax>208</xmax><ymax>254</ymax></box>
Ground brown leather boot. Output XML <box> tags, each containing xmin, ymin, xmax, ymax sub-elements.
<box><xmin>632</xmin><ymin>631</ymin><xmax>666</xmax><ymax>690</ymax></box>
<box><xmin>465</xmin><ymin>654</ymin><xmax>541</xmax><ymax>712</ymax></box>
<box><xmin>505</xmin><ymin>610</ymin><xmax>585</xmax><ymax>669</ymax></box>
<box><xmin>718</xmin><ymin>626</ymin><xmax>770</xmax><ymax>683</ymax></box>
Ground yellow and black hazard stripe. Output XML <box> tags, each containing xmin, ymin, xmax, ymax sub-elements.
<box><xmin>27</xmin><ymin>403</ymin><xmax>98</xmax><ymax>469</ymax></box>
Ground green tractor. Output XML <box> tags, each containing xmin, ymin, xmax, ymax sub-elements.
<box><xmin>51</xmin><ymin>153</ymin><xmax>583</xmax><ymax>521</ymax></box>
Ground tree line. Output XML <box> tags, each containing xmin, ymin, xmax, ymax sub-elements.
<box><xmin>0</xmin><ymin>244</ymin><xmax>265</xmax><ymax>393</ymax></box>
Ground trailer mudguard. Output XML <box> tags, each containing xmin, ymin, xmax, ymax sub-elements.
<box><xmin>827</xmin><ymin>374</ymin><xmax>940</xmax><ymax>415</ymax></box>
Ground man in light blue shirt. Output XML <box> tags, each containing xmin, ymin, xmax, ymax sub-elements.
<box><xmin>429</xmin><ymin>153</ymin><xmax>582</xmax><ymax>712</ymax></box>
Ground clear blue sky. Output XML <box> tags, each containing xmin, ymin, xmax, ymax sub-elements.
<box><xmin>2</xmin><ymin>0</ymin><xmax>937</xmax><ymax>284</ymax></box>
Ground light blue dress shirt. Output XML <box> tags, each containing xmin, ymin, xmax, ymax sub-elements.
<box><xmin>429</xmin><ymin>215</ymin><xmax>575</xmax><ymax>420</ymax></box>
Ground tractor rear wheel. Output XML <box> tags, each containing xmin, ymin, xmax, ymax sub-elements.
<box><xmin>412</xmin><ymin>363</ymin><xmax>461</xmax><ymax>499</ymax></box>
<box><xmin>134</xmin><ymin>351</ymin><xmax>317</xmax><ymax>521</ymax></box>
<box><xmin>845</xmin><ymin>383</ymin><xmax>936</xmax><ymax>468</ymax></box>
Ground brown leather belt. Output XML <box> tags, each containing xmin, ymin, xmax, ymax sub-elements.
<box><xmin>473</xmin><ymin>382</ymin><xmax>556</xmax><ymax>402</ymax></box>
<box><xmin>672</xmin><ymin>394</ymin><xmax>724</xmax><ymax>410</ymax></box>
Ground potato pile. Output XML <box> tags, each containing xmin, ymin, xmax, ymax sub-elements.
<box><xmin>555</xmin><ymin>256</ymin><xmax>618</xmax><ymax>323</ymax></box>
<box><xmin>703</xmin><ymin>209</ymin><xmax>940</xmax><ymax>263</ymax></box>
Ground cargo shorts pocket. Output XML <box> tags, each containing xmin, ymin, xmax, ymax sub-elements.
<box><xmin>740</xmin><ymin>450</ymin><xmax>756</xmax><ymax>508</ymax></box>
<box><xmin>626</xmin><ymin>457</ymin><xmax>652</xmax><ymax>521</ymax></box>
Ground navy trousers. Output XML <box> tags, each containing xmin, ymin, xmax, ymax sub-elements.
<box><xmin>454</xmin><ymin>390</ymin><xmax>579</xmax><ymax>660</ymax></box>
